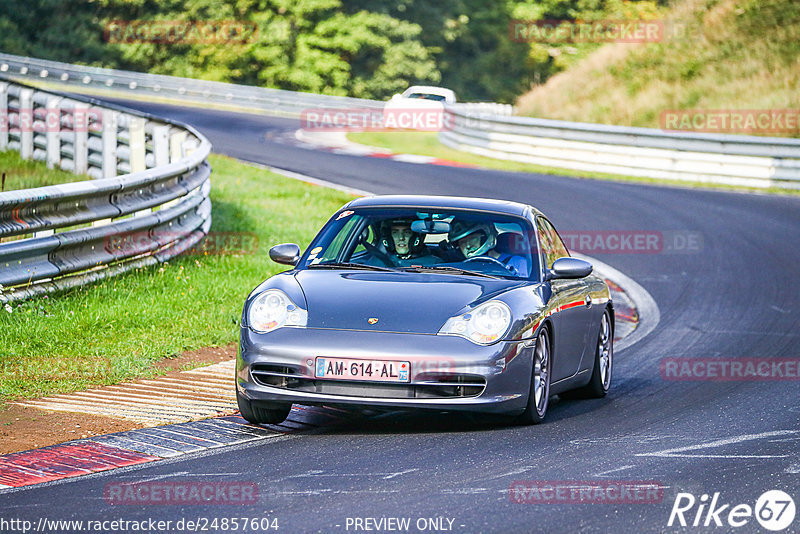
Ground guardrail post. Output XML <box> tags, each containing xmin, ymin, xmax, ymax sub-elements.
<box><xmin>129</xmin><ymin>117</ymin><xmax>146</xmax><ymax>173</ymax></box>
<box><xmin>131</xmin><ymin>119</ymin><xmax>162</xmax><ymax>218</ymax></box>
<box><xmin>102</xmin><ymin>109</ymin><xmax>118</xmax><ymax>178</ymax></box>
<box><xmin>45</xmin><ymin>95</ymin><xmax>62</xmax><ymax>169</ymax></box>
<box><xmin>73</xmin><ymin>102</ymin><xmax>89</xmax><ymax>174</ymax></box>
<box><xmin>19</xmin><ymin>88</ymin><xmax>33</xmax><ymax>159</ymax></box>
<box><xmin>158</xmin><ymin>129</ymin><xmax>189</xmax><ymax>211</ymax></box>
<box><xmin>183</xmin><ymin>137</ymin><xmax>200</xmax><ymax>157</ymax></box>
<box><xmin>170</xmin><ymin>130</ymin><xmax>187</xmax><ymax>162</ymax></box>
<box><xmin>0</xmin><ymin>82</ymin><xmax>8</xmax><ymax>150</ymax></box>
<box><xmin>153</xmin><ymin>124</ymin><xmax>170</xmax><ymax>167</ymax></box>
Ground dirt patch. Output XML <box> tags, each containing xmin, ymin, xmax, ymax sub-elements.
<box><xmin>0</xmin><ymin>343</ymin><xmax>237</xmax><ymax>455</ymax></box>
<box><xmin>152</xmin><ymin>343</ymin><xmax>235</xmax><ymax>372</ymax></box>
<box><xmin>0</xmin><ymin>407</ymin><xmax>142</xmax><ymax>455</ymax></box>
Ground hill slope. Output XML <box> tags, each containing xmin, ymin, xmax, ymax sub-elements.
<box><xmin>516</xmin><ymin>0</ymin><xmax>800</xmax><ymax>135</ymax></box>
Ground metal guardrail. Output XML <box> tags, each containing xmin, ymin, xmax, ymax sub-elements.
<box><xmin>451</xmin><ymin>102</ymin><xmax>514</xmax><ymax>116</ymax></box>
<box><xmin>0</xmin><ymin>52</ymin><xmax>385</xmax><ymax>117</ymax></box>
<box><xmin>0</xmin><ymin>52</ymin><xmax>514</xmax><ymax>118</ymax></box>
<box><xmin>3</xmin><ymin>51</ymin><xmax>796</xmax><ymax>191</ymax></box>
<box><xmin>440</xmin><ymin>110</ymin><xmax>800</xmax><ymax>189</ymax></box>
<box><xmin>0</xmin><ymin>78</ymin><xmax>212</xmax><ymax>302</ymax></box>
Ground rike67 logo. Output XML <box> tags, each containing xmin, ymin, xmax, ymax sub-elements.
<box><xmin>668</xmin><ymin>490</ymin><xmax>796</xmax><ymax>531</ymax></box>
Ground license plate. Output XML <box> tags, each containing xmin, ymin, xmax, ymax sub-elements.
<box><xmin>315</xmin><ymin>357</ymin><xmax>410</xmax><ymax>382</ymax></box>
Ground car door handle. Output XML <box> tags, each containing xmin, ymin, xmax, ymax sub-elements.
<box><xmin>585</xmin><ymin>295</ymin><xmax>592</xmax><ymax>308</ymax></box>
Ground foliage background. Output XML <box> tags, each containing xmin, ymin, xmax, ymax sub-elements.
<box><xmin>0</xmin><ymin>0</ymin><xmax>667</xmax><ymax>103</ymax></box>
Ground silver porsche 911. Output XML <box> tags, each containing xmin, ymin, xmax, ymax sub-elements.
<box><xmin>236</xmin><ymin>195</ymin><xmax>613</xmax><ymax>425</ymax></box>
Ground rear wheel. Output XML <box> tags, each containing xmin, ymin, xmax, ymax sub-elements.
<box><xmin>561</xmin><ymin>309</ymin><xmax>613</xmax><ymax>399</ymax></box>
<box><xmin>517</xmin><ymin>327</ymin><xmax>551</xmax><ymax>425</ymax></box>
<box><xmin>237</xmin><ymin>391</ymin><xmax>291</xmax><ymax>425</ymax></box>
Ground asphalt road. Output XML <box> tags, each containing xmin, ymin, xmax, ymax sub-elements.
<box><xmin>3</xmin><ymin>100</ymin><xmax>799</xmax><ymax>533</ymax></box>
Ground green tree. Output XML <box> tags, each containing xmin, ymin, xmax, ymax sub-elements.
<box><xmin>0</xmin><ymin>0</ymin><xmax>119</xmax><ymax>65</ymax></box>
<box><xmin>0</xmin><ymin>0</ymin><xmax>667</xmax><ymax>103</ymax></box>
<box><xmin>340</xmin><ymin>0</ymin><xmax>533</xmax><ymax>103</ymax></box>
<box><xmin>89</xmin><ymin>0</ymin><xmax>438</xmax><ymax>99</ymax></box>
<box><xmin>241</xmin><ymin>1</ymin><xmax>439</xmax><ymax>97</ymax></box>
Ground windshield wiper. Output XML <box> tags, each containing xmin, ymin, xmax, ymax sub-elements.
<box><xmin>398</xmin><ymin>265</ymin><xmax>500</xmax><ymax>279</ymax></box>
<box><xmin>308</xmin><ymin>262</ymin><xmax>397</xmax><ymax>272</ymax></box>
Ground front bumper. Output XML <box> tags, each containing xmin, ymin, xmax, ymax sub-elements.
<box><xmin>237</xmin><ymin>327</ymin><xmax>533</xmax><ymax>415</ymax></box>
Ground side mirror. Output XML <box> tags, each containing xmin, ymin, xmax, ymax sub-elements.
<box><xmin>547</xmin><ymin>257</ymin><xmax>592</xmax><ymax>280</ymax></box>
<box><xmin>269</xmin><ymin>243</ymin><xmax>301</xmax><ymax>266</ymax></box>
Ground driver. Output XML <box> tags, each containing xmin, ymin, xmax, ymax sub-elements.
<box><xmin>448</xmin><ymin>219</ymin><xmax>528</xmax><ymax>276</ymax></box>
<box><xmin>381</xmin><ymin>218</ymin><xmax>438</xmax><ymax>265</ymax></box>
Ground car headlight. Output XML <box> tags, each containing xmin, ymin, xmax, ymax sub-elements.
<box><xmin>438</xmin><ymin>300</ymin><xmax>512</xmax><ymax>345</ymax></box>
<box><xmin>248</xmin><ymin>289</ymin><xmax>307</xmax><ymax>333</ymax></box>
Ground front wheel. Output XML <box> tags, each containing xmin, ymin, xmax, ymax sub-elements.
<box><xmin>237</xmin><ymin>391</ymin><xmax>292</xmax><ymax>425</ymax></box>
<box><xmin>517</xmin><ymin>327</ymin><xmax>551</xmax><ymax>425</ymax></box>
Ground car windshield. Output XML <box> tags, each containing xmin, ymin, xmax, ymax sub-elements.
<box><xmin>299</xmin><ymin>208</ymin><xmax>539</xmax><ymax>281</ymax></box>
<box><xmin>406</xmin><ymin>93</ymin><xmax>447</xmax><ymax>101</ymax></box>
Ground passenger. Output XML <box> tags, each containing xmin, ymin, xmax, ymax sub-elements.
<box><xmin>448</xmin><ymin>219</ymin><xmax>529</xmax><ymax>276</ymax></box>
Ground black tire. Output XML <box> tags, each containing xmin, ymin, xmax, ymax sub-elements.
<box><xmin>517</xmin><ymin>327</ymin><xmax>551</xmax><ymax>425</ymax></box>
<box><xmin>561</xmin><ymin>309</ymin><xmax>613</xmax><ymax>400</ymax></box>
<box><xmin>237</xmin><ymin>391</ymin><xmax>292</xmax><ymax>425</ymax></box>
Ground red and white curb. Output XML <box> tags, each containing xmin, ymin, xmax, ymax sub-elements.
<box><xmin>574</xmin><ymin>252</ymin><xmax>659</xmax><ymax>352</ymax></box>
<box><xmin>0</xmin><ymin>406</ymin><xmax>361</xmax><ymax>491</ymax></box>
<box><xmin>0</xmin><ymin>416</ymin><xmax>286</xmax><ymax>490</ymax></box>
<box><xmin>293</xmin><ymin>129</ymin><xmax>476</xmax><ymax>168</ymax></box>
<box><xmin>0</xmin><ymin>441</ymin><xmax>160</xmax><ymax>488</ymax></box>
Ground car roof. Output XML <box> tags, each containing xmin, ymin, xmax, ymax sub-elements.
<box><xmin>403</xmin><ymin>86</ymin><xmax>455</xmax><ymax>98</ymax></box>
<box><xmin>344</xmin><ymin>195</ymin><xmax>540</xmax><ymax>218</ymax></box>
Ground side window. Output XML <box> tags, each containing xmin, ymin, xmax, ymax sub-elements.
<box><xmin>352</xmin><ymin>225</ymin><xmax>376</xmax><ymax>255</ymax></box>
<box><xmin>536</xmin><ymin>220</ymin><xmax>553</xmax><ymax>270</ymax></box>
<box><xmin>311</xmin><ymin>215</ymin><xmax>364</xmax><ymax>264</ymax></box>
<box><xmin>537</xmin><ymin>217</ymin><xmax>570</xmax><ymax>269</ymax></box>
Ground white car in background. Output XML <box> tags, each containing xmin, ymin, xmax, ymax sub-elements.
<box><xmin>390</xmin><ymin>85</ymin><xmax>457</xmax><ymax>105</ymax></box>
<box><xmin>383</xmin><ymin>86</ymin><xmax>457</xmax><ymax>130</ymax></box>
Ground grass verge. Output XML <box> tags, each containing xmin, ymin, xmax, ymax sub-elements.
<box><xmin>0</xmin><ymin>154</ymin><xmax>354</xmax><ymax>404</ymax></box>
<box><xmin>0</xmin><ymin>150</ymin><xmax>87</xmax><ymax>191</ymax></box>
<box><xmin>347</xmin><ymin>131</ymin><xmax>799</xmax><ymax>196</ymax></box>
